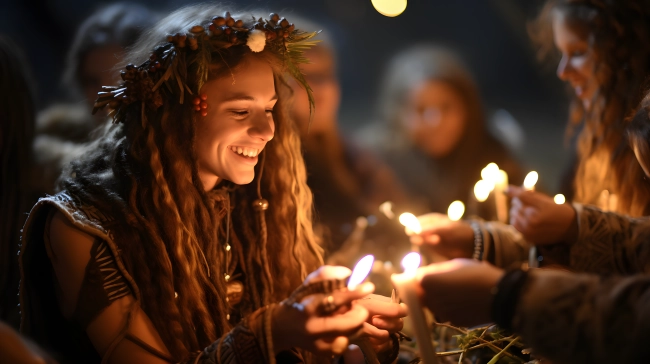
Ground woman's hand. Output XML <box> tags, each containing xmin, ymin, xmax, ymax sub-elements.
<box><xmin>272</xmin><ymin>266</ymin><xmax>374</xmax><ymax>356</ymax></box>
<box><xmin>508</xmin><ymin>186</ymin><xmax>578</xmax><ymax>245</ymax></box>
<box><xmin>409</xmin><ymin>213</ymin><xmax>474</xmax><ymax>261</ymax></box>
<box><xmin>416</xmin><ymin>259</ymin><xmax>504</xmax><ymax>327</ymax></box>
<box><xmin>353</xmin><ymin>294</ymin><xmax>407</xmax><ymax>352</ymax></box>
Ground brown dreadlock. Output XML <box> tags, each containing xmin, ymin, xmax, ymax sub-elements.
<box><xmin>530</xmin><ymin>0</ymin><xmax>650</xmax><ymax>216</ymax></box>
<box><xmin>59</xmin><ymin>4</ymin><xmax>322</xmax><ymax>360</ymax></box>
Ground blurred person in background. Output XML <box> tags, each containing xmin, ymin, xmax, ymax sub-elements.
<box><xmin>33</xmin><ymin>2</ymin><xmax>160</xmax><ymax>196</ymax></box>
<box><xmin>359</xmin><ymin>45</ymin><xmax>524</xmax><ymax>219</ymax></box>
<box><xmin>409</xmin><ymin>0</ymin><xmax>650</xmax><ymax>273</ymax></box>
<box><xmin>0</xmin><ymin>35</ymin><xmax>36</xmax><ymax>329</ymax></box>
<box><xmin>288</xmin><ymin>16</ymin><xmax>409</xmax><ymax>264</ymax></box>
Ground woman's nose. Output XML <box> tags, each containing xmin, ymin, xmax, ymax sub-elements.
<box><xmin>248</xmin><ymin>111</ymin><xmax>274</xmax><ymax>141</ymax></box>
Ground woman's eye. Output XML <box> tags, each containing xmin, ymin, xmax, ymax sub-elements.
<box><xmin>231</xmin><ymin>110</ymin><xmax>249</xmax><ymax>117</ymax></box>
<box><xmin>265</xmin><ymin>109</ymin><xmax>274</xmax><ymax>115</ymax></box>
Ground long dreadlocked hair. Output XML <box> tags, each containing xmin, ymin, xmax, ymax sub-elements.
<box><xmin>0</xmin><ymin>36</ymin><xmax>35</xmax><ymax>327</ymax></box>
<box><xmin>59</xmin><ymin>4</ymin><xmax>323</xmax><ymax>359</ymax></box>
<box><xmin>530</xmin><ymin>0</ymin><xmax>650</xmax><ymax>215</ymax></box>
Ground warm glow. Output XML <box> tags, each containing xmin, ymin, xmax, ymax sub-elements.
<box><xmin>379</xmin><ymin>201</ymin><xmax>395</xmax><ymax>219</ymax></box>
<box><xmin>496</xmin><ymin>169</ymin><xmax>508</xmax><ymax>186</ymax></box>
<box><xmin>474</xmin><ymin>180</ymin><xmax>492</xmax><ymax>202</ymax></box>
<box><xmin>371</xmin><ymin>0</ymin><xmax>407</xmax><ymax>17</ymax></box>
<box><xmin>401</xmin><ymin>252</ymin><xmax>421</xmax><ymax>276</ymax></box>
<box><xmin>447</xmin><ymin>201</ymin><xmax>465</xmax><ymax>221</ymax></box>
<box><xmin>523</xmin><ymin>171</ymin><xmax>539</xmax><ymax>190</ymax></box>
<box><xmin>481</xmin><ymin>163</ymin><xmax>500</xmax><ymax>183</ymax></box>
<box><xmin>348</xmin><ymin>255</ymin><xmax>374</xmax><ymax>290</ymax></box>
<box><xmin>554</xmin><ymin>194</ymin><xmax>566</xmax><ymax>204</ymax></box>
<box><xmin>399</xmin><ymin>212</ymin><xmax>422</xmax><ymax>234</ymax></box>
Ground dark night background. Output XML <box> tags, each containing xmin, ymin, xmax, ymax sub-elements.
<box><xmin>0</xmin><ymin>0</ymin><xmax>572</xmax><ymax>191</ymax></box>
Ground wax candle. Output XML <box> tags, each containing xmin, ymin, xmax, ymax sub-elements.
<box><xmin>554</xmin><ymin>194</ymin><xmax>566</xmax><ymax>204</ymax></box>
<box><xmin>494</xmin><ymin>170</ymin><xmax>509</xmax><ymax>223</ymax></box>
<box><xmin>392</xmin><ymin>252</ymin><xmax>438</xmax><ymax>363</ymax></box>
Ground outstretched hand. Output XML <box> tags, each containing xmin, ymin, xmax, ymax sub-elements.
<box><xmin>273</xmin><ymin>266</ymin><xmax>373</xmax><ymax>356</ymax></box>
<box><xmin>408</xmin><ymin>213</ymin><xmax>474</xmax><ymax>261</ymax></box>
<box><xmin>416</xmin><ymin>259</ymin><xmax>504</xmax><ymax>327</ymax></box>
<box><xmin>353</xmin><ymin>294</ymin><xmax>407</xmax><ymax>353</ymax></box>
<box><xmin>507</xmin><ymin>186</ymin><xmax>578</xmax><ymax>245</ymax></box>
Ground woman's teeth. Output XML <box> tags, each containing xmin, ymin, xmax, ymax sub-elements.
<box><xmin>229</xmin><ymin>146</ymin><xmax>260</xmax><ymax>158</ymax></box>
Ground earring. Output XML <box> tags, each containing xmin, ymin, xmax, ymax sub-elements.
<box><xmin>193</xmin><ymin>94</ymin><xmax>208</xmax><ymax>116</ymax></box>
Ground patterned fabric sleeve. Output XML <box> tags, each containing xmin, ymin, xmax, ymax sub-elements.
<box><xmin>511</xmin><ymin>269</ymin><xmax>650</xmax><ymax>364</ymax></box>
<box><xmin>570</xmin><ymin>203</ymin><xmax>650</xmax><ymax>274</ymax></box>
<box><xmin>473</xmin><ymin>219</ymin><xmax>529</xmax><ymax>270</ymax></box>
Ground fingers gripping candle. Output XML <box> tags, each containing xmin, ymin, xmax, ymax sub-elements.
<box><xmin>391</xmin><ymin>253</ymin><xmax>438</xmax><ymax>363</ymax></box>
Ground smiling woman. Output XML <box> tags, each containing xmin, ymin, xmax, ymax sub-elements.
<box><xmin>17</xmin><ymin>4</ymin><xmax>406</xmax><ymax>364</ymax></box>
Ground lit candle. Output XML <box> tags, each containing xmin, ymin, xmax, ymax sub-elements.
<box><xmin>447</xmin><ymin>201</ymin><xmax>465</xmax><ymax>222</ymax></box>
<box><xmin>523</xmin><ymin>171</ymin><xmax>539</xmax><ymax>191</ymax></box>
<box><xmin>391</xmin><ymin>253</ymin><xmax>438</xmax><ymax>364</ymax></box>
<box><xmin>399</xmin><ymin>212</ymin><xmax>422</xmax><ymax>235</ymax></box>
<box><xmin>523</xmin><ymin>171</ymin><xmax>539</xmax><ymax>268</ymax></box>
<box><xmin>494</xmin><ymin>169</ymin><xmax>509</xmax><ymax>223</ymax></box>
<box><xmin>474</xmin><ymin>180</ymin><xmax>492</xmax><ymax>203</ymax></box>
<box><xmin>554</xmin><ymin>194</ymin><xmax>566</xmax><ymax>204</ymax></box>
<box><xmin>347</xmin><ymin>255</ymin><xmax>375</xmax><ymax>290</ymax></box>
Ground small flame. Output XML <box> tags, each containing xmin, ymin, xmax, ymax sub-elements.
<box><xmin>379</xmin><ymin>201</ymin><xmax>395</xmax><ymax>220</ymax></box>
<box><xmin>481</xmin><ymin>163</ymin><xmax>500</xmax><ymax>183</ymax></box>
<box><xmin>474</xmin><ymin>180</ymin><xmax>492</xmax><ymax>202</ymax></box>
<box><xmin>401</xmin><ymin>252</ymin><xmax>421</xmax><ymax>276</ymax></box>
<box><xmin>523</xmin><ymin>171</ymin><xmax>539</xmax><ymax>190</ymax></box>
<box><xmin>399</xmin><ymin>212</ymin><xmax>422</xmax><ymax>234</ymax></box>
<box><xmin>554</xmin><ymin>194</ymin><xmax>566</xmax><ymax>204</ymax></box>
<box><xmin>447</xmin><ymin>201</ymin><xmax>465</xmax><ymax>221</ymax></box>
<box><xmin>348</xmin><ymin>255</ymin><xmax>374</xmax><ymax>290</ymax></box>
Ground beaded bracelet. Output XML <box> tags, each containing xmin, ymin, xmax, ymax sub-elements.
<box><xmin>469</xmin><ymin>220</ymin><xmax>484</xmax><ymax>261</ymax></box>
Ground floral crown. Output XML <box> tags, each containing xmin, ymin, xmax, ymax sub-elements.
<box><xmin>92</xmin><ymin>12</ymin><xmax>319</xmax><ymax>123</ymax></box>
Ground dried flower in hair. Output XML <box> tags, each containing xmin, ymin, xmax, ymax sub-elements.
<box><xmin>247</xmin><ymin>29</ymin><xmax>266</xmax><ymax>52</ymax></box>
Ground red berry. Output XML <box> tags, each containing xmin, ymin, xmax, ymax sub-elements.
<box><xmin>200</xmin><ymin>94</ymin><xmax>207</xmax><ymax>100</ymax></box>
<box><xmin>194</xmin><ymin>105</ymin><xmax>201</xmax><ymax>111</ymax></box>
<box><xmin>193</xmin><ymin>98</ymin><xmax>201</xmax><ymax>105</ymax></box>
<box><xmin>200</xmin><ymin>102</ymin><xmax>208</xmax><ymax>109</ymax></box>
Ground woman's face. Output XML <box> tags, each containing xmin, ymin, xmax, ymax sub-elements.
<box><xmin>80</xmin><ymin>44</ymin><xmax>124</xmax><ymax>110</ymax></box>
<box><xmin>195</xmin><ymin>56</ymin><xmax>277</xmax><ymax>190</ymax></box>
<box><xmin>552</xmin><ymin>11</ymin><xmax>598</xmax><ymax>110</ymax></box>
<box><xmin>403</xmin><ymin>80</ymin><xmax>467</xmax><ymax>158</ymax></box>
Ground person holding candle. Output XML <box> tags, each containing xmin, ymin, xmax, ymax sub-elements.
<box><xmin>410</xmin><ymin>0</ymin><xmax>650</xmax><ymax>273</ymax></box>
<box><xmin>18</xmin><ymin>5</ymin><xmax>405</xmax><ymax>363</ymax></box>
<box><xmin>358</xmin><ymin>45</ymin><xmax>524</xmax><ymax>219</ymax></box>
<box><xmin>415</xmin><ymin>255</ymin><xmax>650</xmax><ymax>364</ymax></box>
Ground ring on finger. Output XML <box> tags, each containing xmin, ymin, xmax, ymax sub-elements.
<box><xmin>320</xmin><ymin>295</ymin><xmax>338</xmax><ymax>315</ymax></box>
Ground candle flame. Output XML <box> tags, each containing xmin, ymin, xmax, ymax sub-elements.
<box><xmin>447</xmin><ymin>201</ymin><xmax>465</xmax><ymax>221</ymax></box>
<box><xmin>378</xmin><ymin>201</ymin><xmax>395</xmax><ymax>219</ymax></box>
<box><xmin>399</xmin><ymin>212</ymin><xmax>422</xmax><ymax>234</ymax></box>
<box><xmin>401</xmin><ymin>252</ymin><xmax>421</xmax><ymax>276</ymax></box>
<box><xmin>474</xmin><ymin>180</ymin><xmax>492</xmax><ymax>202</ymax></box>
<box><xmin>348</xmin><ymin>255</ymin><xmax>374</xmax><ymax>290</ymax></box>
<box><xmin>371</xmin><ymin>0</ymin><xmax>407</xmax><ymax>17</ymax></box>
<box><xmin>481</xmin><ymin>163</ymin><xmax>500</xmax><ymax>183</ymax></box>
<box><xmin>554</xmin><ymin>194</ymin><xmax>566</xmax><ymax>204</ymax></box>
<box><xmin>523</xmin><ymin>171</ymin><xmax>539</xmax><ymax>190</ymax></box>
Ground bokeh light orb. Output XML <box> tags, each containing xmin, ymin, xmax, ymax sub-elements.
<box><xmin>371</xmin><ymin>0</ymin><xmax>407</xmax><ymax>17</ymax></box>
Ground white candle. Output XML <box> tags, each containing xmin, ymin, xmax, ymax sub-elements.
<box><xmin>494</xmin><ymin>170</ymin><xmax>509</xmax><ymax>223</ymax></box>
<box><xmin>391</xmin><ymin>253</ymin><xmax>438</xmax><ymax>364</ymax></box>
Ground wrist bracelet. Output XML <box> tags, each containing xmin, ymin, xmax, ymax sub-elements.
<box><xmin>469</xmin><ymin>220</ymin><xmax>484</xmax><ymax>261</ymax></box>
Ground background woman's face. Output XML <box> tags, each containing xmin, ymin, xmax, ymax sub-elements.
<box><xmin>552</xmin><ymin>11</ymin><xmax>598</xmax><ymax>110</ymax></box>
<box><xmin>195</xmin><ymin>56</ymin><xmax>277</xmax><ymax>190</ymax></box>
<box><xmin>290</xmin><ymin>46</ymin><xmax>341</xmax><ymax>137</ymax></box>
<box><xmin>403</xmin><ymin>79</ymin><xmax>467</xmax><ymax>158</ymax></box>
